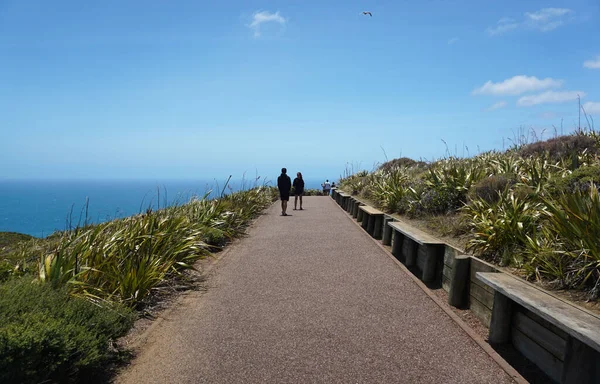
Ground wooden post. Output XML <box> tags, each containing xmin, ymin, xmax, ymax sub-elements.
<box><xmin>367</xmin><ymin>214</ymin><xmax>376</xmax><ymax>236</ymax></box>
<box><xmin>421</xmin><ymin>245</ymin><xmax>441</xmax><ymax>283</ymax></box>
<box><xmin>362</xmin><ymin>213</ymin><xmax>369</xmax><ymax>230</ymax></box>
<box><xmin>382</xmin><ymin>216</ymin><xmax>394</xmax><ymax>245</ymax></box>
<box><xmin>392</xmin><ymin>231</ymin><xmax>404</xmax><ymax>259</ymax></box>
<box><xmin>373</xmin><ymin>215</ymin><xmax>383</xmax><ymax>240</ymax></box>
<box><xmin>562</xmin><ymin>336</ymin><xmax>600</xmax><ymax>384</ymax></box>
<box><xmin>403</xmin><ymin>239</ymin><xmax>417</xmax><ymax>267</ymax></box>
<box><xmin>352</xmin><ymin>202</ymin><xmax>359</xmax><ymax>218</ymax></box>
<box><xmin>448</xmin><ymin>255</ymin><xmax>470</xmax><ymax>308</ymax></box>
<box><xmin>357</xmin><ymin>208</ymin><xmax>364</xmax><ymax>222</ymax></box>
<box><xmin>488</xmin><ymin>291</ymin><xmax>513</xmax><ymax>344</ymax></box>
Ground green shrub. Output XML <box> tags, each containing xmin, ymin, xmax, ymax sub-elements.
<box><xmin>201</xmin><ymin>227</ymin><xmax>227</xmax><ymax>247</ymax></box>
<box><xmin>549</xmin><ymin>165</ymin><xmax>600</xmax><ymax>195</ymax></box>
<box><xmin>464</xmin><ymin>191</ymin><xmax>546</xmax><ymax>264</ymax></box>
<box><xmin>523</xmin><ymin>186</ymin><xmax>600</xmax><ymax>297</ymax></box>
<box><xmin>0</xmin><ymin>278</ymin><xmax>135</xmax><ymax>384</ymax></box>
<box><xmin>378</xmin><ymin>157</ymin><xmax>426</xmax><ymax>172</ymax></box>
<box><xmin>420</xmin><ymin>158</ymin><xmax>487</xmax><ymax>214</ymax></box>
<box><xmin>367</xmin><ymin>167</ymin><xmax>410</xmax><ymax>212</ymax></box>
<box><xmin>517</xmin><ymin>156</ymin><xmax>562</xmax><ymax>193</ymax></box>
<box><xmin>484</xmin><ymin>153</ymin><xmax>521</xmax><ymax>176</ymax></box>
<box><xmin>519</xmin><ymin>134</ymin><xmax>598</xmax><ymax>161</ymax></box>
<box><xmin>469</xmin><ymin>174</ymin><xmax>517</xmax><ymax>204</ymax></box>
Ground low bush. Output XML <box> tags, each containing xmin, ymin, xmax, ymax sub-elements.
<box><xmin>367</xmin><ymin>167</ymin><xmax>410</xmax><ymax>213</ymax></box>
<box><xmin>0</xmin><ymin>278</ymin><xmax>135</xmax><ymax>384</ymax></box>
<box><xmin>523</xmin><ymin>186</ymin><xmax>600</xmax><ymax>297</ymax></box>
<box><xmin>549</xmin><ymin>165</ymin><xmax>600</xmax><ymax>195</ymax></box>
<box><xmin>518</xmin><ymin>134</ymin><xmax>598</xmax><ymax>161</ymax></box>
<box><xmin>463</xmin><ymin>191</ymin><xmax>546</xmax><ymax>264</ymax></box>
<box><xmin>469</xmin><ymin>174</ymin><xmax>517</xmax><ymax>204</ymax></box>
<box><xmin>378</xmin><ymin>157</ymin><xmax>426</xmax><ymax>172</ymax></box>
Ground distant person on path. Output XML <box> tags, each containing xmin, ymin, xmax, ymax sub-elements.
<box><xmin>322</xmin><ymin>179</ymin><xmax>331</xmax><ymax>196</ymax></box>
<box><xmin>293</xmin><ymin>172</ymin><xmax>305</xmax><ymax>210</ymax></box>
<box><xmin>277</xmin><ymin>168</ymin><xmax>292</xmax><ymax>216</ymax></box>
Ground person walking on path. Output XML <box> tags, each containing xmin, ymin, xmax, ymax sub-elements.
<box><xmin>277</xmin><ymin>168</ymin><xmax>292</xmax><ymax>216</ymax></box>
<box><xmin>293</xmin><ymin>172</ymin><xmax>305</xmax><ymax>210</ymax></box>
<box><xmin>322</xmin><ymin>179</ymin><xmax>331</xmax><ymax>196</ymax></box>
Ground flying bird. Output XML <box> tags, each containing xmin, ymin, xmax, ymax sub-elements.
<box><xmin>362</xmin><ymin>11</ymin><xmax>372</xmax><ymax>17</ymax></box>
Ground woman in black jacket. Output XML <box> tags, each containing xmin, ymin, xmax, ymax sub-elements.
<box><xmin>293</xmin><ymin>172</ymin><xmax>305</xmax><ymax>210</ymax></box>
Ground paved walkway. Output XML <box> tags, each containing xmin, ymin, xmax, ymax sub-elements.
<box><xmin>116</xmin><ymin>197</ymin><xmax>515</xmax><ymax>383</ymax></box>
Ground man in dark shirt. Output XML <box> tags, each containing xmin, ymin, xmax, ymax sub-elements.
<box><xmin>277</xmin><ymin>168</ymin><xmax>292</xmax><ymax>216</ymax></box>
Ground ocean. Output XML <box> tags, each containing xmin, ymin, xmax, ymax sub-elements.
<box><xmin>0</xmin><ymin>178</ymin><xmax>326</xmax><ymax>238</ymax></box>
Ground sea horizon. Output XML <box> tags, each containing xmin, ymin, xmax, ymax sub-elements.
<box><xmin>0</xmin><ymin>177</ymin><xmax>332</xmax><ymax>238</ymax></box>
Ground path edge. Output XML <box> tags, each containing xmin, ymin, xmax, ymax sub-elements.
<box><xmin>122</xmin><ymin>205</ymin><xmax>275</xmax><ymax>353</ymax></box>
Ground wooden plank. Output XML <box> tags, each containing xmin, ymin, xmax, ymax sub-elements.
<box><xmin>471</xmin><ymin>277</ymin><xmax>495</xmax><ymax>296</ymax></box>
<box><xmin>522</xmin><ymin>307</ymin><xmax>569</xmax><ymax>340</ymax></box>
<box><xmin>470</xmin><ymin>275</ymin><xmax>495</xmax><ymax>295</ymax></box>
<box><xmin>444</xmin><ymin>252</ymin><xmax>454</xmax><ymax>267</ymax></box>
<box><xmin>470</xmin><ymin>282</ymin><xmax>495</xmax><ymax>310</ymax></box>
<box><xmin>513</xmin><ymin>311</ymin><xmax>566</xmax><ymax>361</ymax></box>
<box><xmin>388</xmin><ymin>221</ymin><xmax>444</xmax><ymax>245</ymax></box>
<box><xmin>444</xmin><ymin>247</ymin><xmax>459</xmax><ymax>267</ymax></box>
<box><xmin>442</xmin><ymin>275</ymin><xmax>451</xmax><ymax>292</ymax></box>
<box><xmin>442</xmin><ymin>264</ymin><xmax>453</xmax><ymax>280</ymax></box>
<box><xmin>469</xmin><ymin>296</ymin><xmax>492</xmax><ymax>328</ymax></box>
<box><xmin>511</xmin><ymin>328</ymin><xmax>563</xmax><ymax>383</ymax></box>
<box><xmin>477</xmin><ymin>272</ymin><xmax>600</xmax><ymax>353</ymax></box>
<box><xmin>338</xmin><ymin>191</ymin><xmax>350</xmax><ymax>197</ymax></box>
<box><xmin>470</xmin><ymin>257</ymin><xmax>498</xmax><ymax>275</ymax></box>
<box><xmin>359</xmin><ymin>205</ymin><xmax>384</xmax><ymax>215</ymax></box>
<box><xmin>470</xmin><ymin>260</ymin><xmax>497</xmax><ymax>294</ymax></box>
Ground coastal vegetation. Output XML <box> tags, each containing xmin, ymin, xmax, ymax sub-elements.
<box><xmin>0</xmin><ymin>186</ymin><xmax>278</xmax><ymax>383</ymax></box>
<box><xmin>339</xmin><ymin>130</ymin><xmax>600</xmax><ymax>299</ymax></box>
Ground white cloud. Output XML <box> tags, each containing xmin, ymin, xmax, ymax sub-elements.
<box><xmin>525</xmin><ymin>8</ymin><xmax>572</xmax><ymax>31</ymax></box>
<box><xmin>583</xmin><ymin>102</ymin><xmax>600</xmax><ymax>114</ymax></box>
<box><xmin>517</xmin><ymin>91</ymin><xmax>585</xmax><ymax>107</ymax></box>
<box><xmin>487</xmin><ymin>101</ymin><xmax>507</xmax><ymax>111</ymax></box>
<box><xmin>473</xmin><ymin>75</ymin><xmax>563</xmax><ymax>96</ymax></box>
<box><xmin>447</xmin><ymin>37</ymin><xmax>459</xmax><ymax>45</ymax></box>
<box><xmin>487</xmin><ymin>8</ymin><xmax>573</xmax><ymax>36</ymax></box>
<box><xmin>584</xmin><ymin>56</ymin><xmax>600</xmax><ymax>69</ymax></box>
<box><xmin>248</xmin><ymin>11</ymin><xmax>286</xmax><ymax>37</ymax></box>
<box><xmin>486</xmin><ymin>18</ymin><xmax>519</xmax><ymax>36</ymax></box>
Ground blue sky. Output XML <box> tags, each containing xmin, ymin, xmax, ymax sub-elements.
<box><xmin>1</xmin><ymin>0</ymin><xmax>599</xmax><ymax>181</ymax></box>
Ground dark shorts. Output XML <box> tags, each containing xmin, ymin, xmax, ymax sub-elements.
<box><xmin>295</xmin><ymin>189</ymin><xmax>304</xmax><ymax>196</ymax></box>
<box><xmin>280</xmin><ymin>193</ymin><xmax>290</xmax><ymax>201</ymax></box>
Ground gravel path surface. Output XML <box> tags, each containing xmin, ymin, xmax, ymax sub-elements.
<box><xmin>116</xmin><ymin>196</ymin><xmax>515</xmax><ymax>384</ymax></box>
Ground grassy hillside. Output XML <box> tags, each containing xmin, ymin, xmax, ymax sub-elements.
<box><xmin>0</xmin><ymin>186</ymin><xmax>278</xmax><ymax>383</ymax></box>
<box><xmin>0</xmin><ymin>232</ymin><xmax>34</xmax><ymax>255</ymax></box>
<box><xmin>339</xmin><ymin>131</ymin><xmax>600</xmax><ymax>299</ymax></box>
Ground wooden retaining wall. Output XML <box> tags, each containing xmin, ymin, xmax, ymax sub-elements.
<box><xmin>334</xmin><ymin>191</ymin><xmax>600</xmax><ymax>383</ymax></box>
<box><xmin>511</xmin><ymin>304</ymin><xmax>568</xmax><ymax>383</ymax></box>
